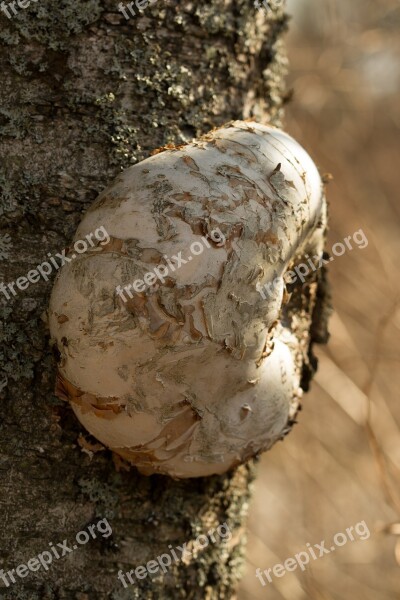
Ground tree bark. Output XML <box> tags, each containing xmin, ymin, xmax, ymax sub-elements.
<box><xmin>0</xmin><ymin>1</ymin><xmax>289</xmax><ymax>598</ymax></box>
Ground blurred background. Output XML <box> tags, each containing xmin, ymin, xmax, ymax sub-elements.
<box><xmin>239</xmin><ymin>0</ymin><xmax>400</xmax><ymax>598</ymax></box>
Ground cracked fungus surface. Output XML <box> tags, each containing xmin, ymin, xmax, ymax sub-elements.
<box><xmin>49</xmin><ymin>121</ymin><xmax>327</xmax><ymax>478</ymax></box>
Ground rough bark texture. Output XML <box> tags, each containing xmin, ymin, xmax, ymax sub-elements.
<box><xmin>0</xmin><ymin>1</ymin><xmax>290</xmax><ymax>598</ymax></box>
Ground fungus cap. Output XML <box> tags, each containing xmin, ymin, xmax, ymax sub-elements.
<box><xmin>49</xmin><ymin>121</ymin><xmax>327</xmax><ymax>478</ymax></box>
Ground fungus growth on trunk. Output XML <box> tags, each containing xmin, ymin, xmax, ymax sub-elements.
<box><xmin>49</xmin><ymin>121</ymin><xmax>328</xmax><ymax>478</ymax></box>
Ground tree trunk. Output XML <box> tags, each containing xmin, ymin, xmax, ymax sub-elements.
<box><xmin>0</xmin><ymin>1</ymin><xmax>289</xmax><ymax>598</ymax></box>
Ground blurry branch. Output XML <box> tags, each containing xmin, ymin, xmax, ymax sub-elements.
<box><xmin>363</xmin><ymin>299</ymin><xmax>400</xmax><ymax>515</ymax></box>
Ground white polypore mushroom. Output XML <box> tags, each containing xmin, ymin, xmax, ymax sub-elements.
<box><xmin>49</xmin><ymin>121</ymin><xmax>327</xmax><ymax>478</ymax></box>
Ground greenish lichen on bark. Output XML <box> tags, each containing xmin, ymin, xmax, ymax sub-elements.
<box><xmin>0</xmin><ymin>0</ymin><xmax>290</xmax><ymax>598</ymax></box>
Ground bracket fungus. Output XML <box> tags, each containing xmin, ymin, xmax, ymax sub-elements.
<box><xmin>49</xmin><ymin>121</ymin><xmax>328</xmax><ymax>478</ymax></box>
